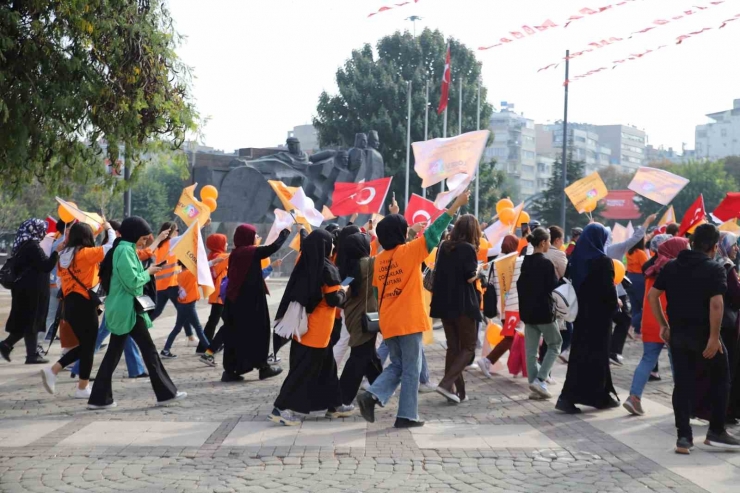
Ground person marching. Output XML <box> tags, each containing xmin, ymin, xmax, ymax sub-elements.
<box><xmin>270</xmin><ymin>229</ymin><xmax>350</xmax><ymax>425</ymax></box>
<box><xmin>198</xmin><ymin>234</ymin><xmax>230</xmax><ymax>354</ymax></box>
<box><xmin>39</xmin><ymin>221</ymin><xmax>115</xmax><ymax>399</ymax></box>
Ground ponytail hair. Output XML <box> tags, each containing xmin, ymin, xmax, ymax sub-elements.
<box><xmin>527</xmin><ymin>227</ymin><xmax>551</xmax><ymax>248</ymax></box>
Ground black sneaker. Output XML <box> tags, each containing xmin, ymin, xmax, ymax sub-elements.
<box><xmin>649</xmin><ymin>372</ymin><xmax>661</xmax><ymax>382</ymax></box>
<box><xmin>675</xmin><ymin>437</ymin><xmax>694</xmax><ymax>455</ymax></box>
<box><xmin>160</xmin><ymin>350</ymin><xmax>177</xmax><ymax>359</ymax></box>
<box><xmin>596</xmin><ymin>396</ymin><xmax>621</xmax><ymax>410</ymax></box>
<box><xmin>221</xmin><ymin>371</ymin><xmax>244</xmax><ymax>383</ymax></box>
<box><xmin>357</xmin><ymin>391</ymin><xmax>377</xmax><ymax>423</ymax></box>
<box><xmin>609</xmin><ymin>354</ymin><xmax>624</xmax><ymax>366</ymax></box>
<box><xmin>727</xmin><ymin>416</ymin><xmax>739</xmax><ymax>426</ymax></box>
<box><xmin>705</xmin><ymin>430</ymin><xmax>740</xmax><ymax>450</ymax></box>
<box><xmin>0</xmin><ymin>341</ymin><xmax>11</xmax><ymax>362</ymax></box>
<box><xmin>394</xmin><ymin>417</ymin><xmax>425</xmax><ymax>428</ymax></box>
<box><xmin>25</xmin><ymin>354</ymin><xmax>49</xmax><ymax>364</ymax></box>
<box><xmin>555</xmin><ymin>397</ymin><xmax>582</xmax><ymax>414</ymax></box>
<box><xmin>259</xmin><ymin>365</ymin><xmax>283</xmax><ymax>380</ymax></box>
<box><xmin>200</xmin><ymin>354</ymin><xmax>216</xmax><ymax>367</ymax></box>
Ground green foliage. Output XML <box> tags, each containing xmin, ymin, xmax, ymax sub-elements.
<box><xmin>0</xmin><ymin>0</ymin><xmax>197</xmax><ymax>191</ymax></box>
<box><xmin>599</xmin><ymin>165</ymin><xmax>633</xmax><ymax>191</ymax></box>
<box><xmin>722</xmin><ymin>156</ymin><xmax>740</xmax><ymax>188</ymax></box>
<box><xmin>531</xmin><ymin>158</ymin><xmax>589</xmax><ymax>229</ymax></box>
<box><xmin>637</xmin><ymin>160</ymin><xmax>738</xmax><ymax>219</ymax></box>
<box><xmin>313</xmin><ymin>28</ymin><xmax>493</xmax><ymax>210</ymax></box>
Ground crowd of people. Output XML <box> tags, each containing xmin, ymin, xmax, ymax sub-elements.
<box><xmin>2</xmin><ymin>190</ymin><xmax>740</xmax><ymax>453</ymax></box>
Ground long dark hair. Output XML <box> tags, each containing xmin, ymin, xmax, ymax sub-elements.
<box><xmin>101</xmin><ymin>220</ymin><xmax>121</xmax><ymax>245</ymax></box>
<box><xmin>67</xmin><ymin>223</ymin><xmax>96</xmax><ymax>249</ymax></box>
<box><xmin>445</xmin><ymin>214</ymin><xmax>481</xmax><ymax>252</ymax></box>
<box><xmin>158</xmin><ymin>221</ymin><xmax>178</xmax><ymax>240</ymax></box>
<box><xmin>628</xmin><ymin>237</ymin><xmax>645</xmax><ymax>255</ymax></box>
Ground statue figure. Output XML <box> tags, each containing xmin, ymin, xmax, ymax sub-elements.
<box><xmin>368</xmin><ymin>130</ymin><xmax>380</xmax><ymax>150</ymax></box>
<box><xmin>366</xmin><ymin>130</ymin><xmax>384</xmax><ymax>172</ymax></box>
<box><xmin>348</xmin><ymin>133</ymin><xmax>368</xmax><ymax>172</ymax></box>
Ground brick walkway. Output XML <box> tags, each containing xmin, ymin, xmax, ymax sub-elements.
<box><xmin>0</xmin><ymin>284</ymin><xmax>734</xmax><ymax>492</ymax></box>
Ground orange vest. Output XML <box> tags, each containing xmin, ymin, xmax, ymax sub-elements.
<box><xmin>154</xmin><ymin>241</ymin><xmax>180</xmax><ymax>291</ymax></box>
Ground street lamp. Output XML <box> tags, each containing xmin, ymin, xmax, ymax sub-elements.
<box><xmin>405</xmin><ymin>15</ymin><xmax>423</xmax><ymax>37</ymax></box>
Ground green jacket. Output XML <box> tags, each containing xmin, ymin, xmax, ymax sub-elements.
<box><xmin>106</xmin><ymin>241</ymin><xmax>152</xmax><ymax>335</ymax></box>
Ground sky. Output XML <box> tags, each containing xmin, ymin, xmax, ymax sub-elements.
<box><xmin>169</xmin><ymin>0</ymin><xmax>740</xmax><ymax>154</ymax></box>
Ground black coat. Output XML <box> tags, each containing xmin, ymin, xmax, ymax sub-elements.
<box><xmin>5</xmin><ymin>242</ymin><xmax>58</xmax><ymax>335</ymax></box>
<box><xmin>517</xmin><ymin>253</ymin><xmax>558</xmax><ymax>325</ymax></box>
<box><xmin>430</xmin><ymin>242</ymin><xmax>483</xmax><ymax>322</ymax></box>
<box><xmin>561</xmin><ymin>256</ymin><xmax>619</xmax><ymax>407</ymax></box>
<box><xmin>222</xmin><ymin>235</ymin><xmax>288</xmax><ymax>375</ymax></box>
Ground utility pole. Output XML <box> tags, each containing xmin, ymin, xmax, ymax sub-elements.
<box><xmin>560</xmin><ymin>50</ymin><xmax>570</xmax><ymax>231</ymax></box>
<box><xmin>405</xmin><ymin>16</ymin><xmax>422</xmax><ymax>37</ymax></box>
<box><xmin>423</xmin><ymin>79</ymin><xmax>429</xmax><ymax>199</ymax></box>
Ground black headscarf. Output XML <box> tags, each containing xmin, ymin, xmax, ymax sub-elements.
<box><xmin>276</xmin><ymin>229</ymin><xmax>341</xmax><ymax>319</ymax></box>
<box><xmin>337</xmin><ymin>232</ymin><xmax>371</xmax><ymax>297</ymax></box>
<box><xmin>376</xmin><ymin>214</ymin><xmax>408</xmax><ymax>251</ymax></box>
<box><xmin>334</xmin><ymin>225</ymin><xmax>361</xmax><ymax>270</ymax></box>
<box><xmin>100</xmin><ymin>216</ymin><xmax>152</xmax><ymax>294</ymax></box>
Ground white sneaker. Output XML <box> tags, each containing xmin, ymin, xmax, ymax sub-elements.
<box><xmin>558</xmin><ymin>350</ymin><xmax>569</xmax><ymax>363</ymax></box>
<box><xmin>435</xmin><ymin>386</ymin><xmax>461</xmax><ymax>403</ymax></box>
<box><xmin>546</xmin><ymin>376</ymin><xmax>557</xmax><ymax>385</ymax></box>
<box><xmin>419</xmin><ymin>381</ymin><xmax>438</xmax><ymax>393</ymax></box>
<box><xmin>88</xmin><ymin>401</ymin><xmax>117</xmax><ymax>410</ymax></box>
<box><xmin>477</xmin><ymin>357</ymin><xmax>492</xmax><ymax>378</ymax></box>
<box><xmin>74</xmin><ymin>387</ymin><xmax>91</xmax><ymax>399</ymax></box>
<box><xmin>156</xmin><ymin>391</ymin><xmax>187</xmax><ymax>407</ymax></box>
<box><xmin>187</xmin><ymin>338</ymin><xmax>198</xmax><ymax>347</ymax></box>
<box><xmin>40</xmin><ymin>368</ymin><xmax>56</xmax><ymax>395</ymax></box>
<box><xmin>529</xmin><ymin>379</ymin><xmax>552</xmax><ymax>399</ymax></box>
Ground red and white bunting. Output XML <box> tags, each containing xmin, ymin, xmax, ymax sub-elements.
<box><xmin>367</xmin><ymin>0</ymin><xmax>419</xmax><ymax>18</ymax></box>
<box><xmin>538</xmin><ymin>1</ymin><xmax>726</xmax><ymax>71</ymax></box>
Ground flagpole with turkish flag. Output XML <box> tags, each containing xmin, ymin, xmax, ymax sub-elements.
<box><xmin>678</xmin><ymin>194</ymin><xmax>707</xmax><ymax>237</ymax></box>
<box><xmin>329</xmin><ymin>177</ymin><xmax>393</xmax><ymax>217</ymax></box>
<box><xmin>438</xmin><ymin>43</ymin><xmax>451</xmax><ymax>193</ymax></box>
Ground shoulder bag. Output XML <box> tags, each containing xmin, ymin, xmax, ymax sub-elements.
<box><xmin>422</xmin><ymin>241</ymin><xmax>443</xmax><ymax>292</ymax></box>
<box><xmin>0</xmin><ymin>242</ymin><xmax>31</xmax><ymax>290</ymax></box>
<box><xmin>66</xmin><ymin>253</ymin><xmax>105</xmax><ymax>313</ymax></box>
<box><xmin>362</xmin><ymin>252</ymin><xmax>395</xmax><ymax>334</ymax></box>
<box><xmin>482</xmin><ymin>264</ymin><xmax>498</xmax><ymax>319</ymax></box>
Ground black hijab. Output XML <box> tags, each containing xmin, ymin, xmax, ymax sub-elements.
<box><xmin>276</xmin><ymin>229</ymin><xmax>341</xmax><ymax>319</ymax></box>
<box><xmin>337</xmin><ymin>232</ymin><xmax>371</xmax><ymax>297</ymax></box>
<box><xmin>334</xmin><ymin>225</ymin><xmax>361</xmax><ymax>270</ymax></box>
<box><xmin>376</xmin><ymin>214</ymin><xmax>408</xmax><ymax>251</ymax></box>
<box><xmin>100</xmin><ymin>216</ymin><xmax>152</xmax><ymax>294</ymax></box>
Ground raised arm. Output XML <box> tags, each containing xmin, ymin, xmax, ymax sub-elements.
<box><xmin>256</xmin><ymin>229</ymin><xmax>290</xmax><ymax>259</ymax></box>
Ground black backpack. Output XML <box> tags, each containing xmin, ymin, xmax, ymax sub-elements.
<box><xmin>482</xmin><ymin>266</ymin><xmax>498</xmax><ymax>319</ymax></box>
<box><xmin>0</xmin><ymin>244</ymin><xmax>30</xmax><ymax>290</ymax></box>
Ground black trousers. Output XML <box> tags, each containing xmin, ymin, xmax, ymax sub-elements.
<box><xmin>672</xmin><ymin>343</ymin><xmax>730</xmax><ymax>440</ymax></box>
<box><xmin>274</xmin><ymin>340</ymin><xmax>342</xmax><ymax>414</ymax></box>
<box><xmin>3</xmin><ymin>331</ymin><xmax>38</xmax><ymax>359</ymax></box>
<box><xmin>610</xmin><ymin>295</ymin><xmax>632</xmax><ymax>357</ymax></box>
<box><xmin>89</xmin><ymin>316</ymin><xmax>178</xmax><ymax>406</ymax></box>
<box><xmin>56</xmin><ymin>293</ymin><xmax>99</xmax><ymax>380</ymax></box>
<box><xmin>339</xmin><ymin>335</ymin><xmax>382</xmax><ymax>405</ymax></box>
<box><xmin>198</xmin><ymin>304</ymin><xmax>224</xmax><ymax>353</ymax></box>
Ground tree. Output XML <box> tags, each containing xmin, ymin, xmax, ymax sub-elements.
<box><xmin>313</xmin><ymin>28</ymin><xmax>493</xmax><ymax>210</ymax></box>
<box><xmin>0</xmin><ymin>1</ymin><xmax>197</xmax><ymax>190</ymax></box>
<box><xmin>637</xmin><ymin>160</ymin><xmax>737</xmax><ymax>220</ymax></box>
<box><xmin>531</xmin><ymin>158</ymin><xmax>589</xmax><ymax>229</ymax></box>
<box><xmin>599</xmin><ymin>165</ymin><xmax>634</xmax><ymax>190</ymax></box>
<box><xmin>722</xmin><ymin>156</ymin><xmax>740</xmax><ymax>187</ymax></box>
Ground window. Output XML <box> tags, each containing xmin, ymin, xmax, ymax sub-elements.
<box><xmin>494</xmin><ymin>132</ymin><xmax>508</xmax><ymax>142</ymax></box>
<box><xmin>521</xmin><ymin>179</ymin><xmax>535</xmax><ymax>188</ymax></box>
<box><xmin>522</xmin><ymin>150</ymin><xmax>535</xmax><ymax>159</ymax></box>
<box><xmin>522</xmin><ymin>164</ymin><xmax>535</xmax><ymax>174</ymax></box>
<box><xmin>721</xmin><ymin>128</ymin><xmax>728</xmax><ymax>138</ymax></box>
<box><xmin>622</xmin><ymin>132</ymin><xmax>645</xmax><ymax>144</ymax></box>
<box><xmin>697</xmin><ymin>129</ymin><xmax>707</xmax><ymax>138</ymax></box>
<box><xmin>575</xmin><ymin>136</ymin><xmax>586</xmax><ymax>143</ymax></box>
<box><xmin>523</xmin><ymin>136</ymin><xmax>535</xmax><ymax>146</ymax></box>
<box><xmin>486</xmin><ymin>147</ymin><xmax>507</xmax><ymax>158</ymax></box>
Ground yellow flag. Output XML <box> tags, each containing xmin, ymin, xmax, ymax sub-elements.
<box><xmin>175</xmin><ymin>184</ymin><xmax>210</xmax><ymax>227</ymax></box>
<box><xmin>719</xmin><ymin>218</ymin><xmax>740</xmax><ymax>234</ymax></box>
<box><xmin>564</xmin><ymin>172</ymin><xmax>608</xmax><ymax>214</ymax></box>
<box><xmin>289</xmin><ymin>224</ymin><xmax>313</xmax><ymax>252</ymax></box>
<box><xmin>268</xmin><ymin>180</ymin><xmax>299</xmax><ymax>211</ymax></box>
<box><xmin>170</xmin><ymin>220</ymin><xmax>214</xmax><ymax>297</ymax></box>
<box><xmin>658</xmin><ymin>206</ymin><xmax>676</xmax><ymax>226</ymax></box>
<box><xmin>55</xmin><ymin>197</ymin><xmax>105</xmax><ymax>234</ymax></box>
<box><xmin>494</xmin><ymin>252</ymin><xmax>518</xmax><ymax>316</ymax></box>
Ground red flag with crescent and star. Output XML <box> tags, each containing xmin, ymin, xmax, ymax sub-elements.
<box><xmin>437</xmin><ymin>45</ymin><xmax>451</xmax><ymax>115</ymax></box>
<box><xmin>329</xmin><ymin>177</ymin><xmax>393</xmax><ymax>216</ymax></box>
<box><xmin>678</xmin><ymin>194</ymin><xmax>706</xmax><ymax>237</ymax></box>
<box><xmin>404</xmin><ymin>194</ymin><xmax>446</xmax><ymax>226</ymax></box>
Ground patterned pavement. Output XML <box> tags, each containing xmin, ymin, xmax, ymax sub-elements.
<box><xmin>0</xmin><ymin>283</ymin><xmax>735</xmax><ymax>492</ymax></box>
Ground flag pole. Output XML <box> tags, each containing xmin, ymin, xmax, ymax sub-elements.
<box><xmin>441</xmin><ymin>108</ymin><xmax>447</xmax><ymax>194</ymax></box>
<box><xmin>405</xmin><ymin>80</ymin><xmax>412</xmax><ymax>209</ymax></box>
<box><xmin>560</xmin><ymin>49</ymin><xmax>570</xmax><ymax>232</ymax></box>
<box><xmin>475</xmin><ymin>76</ymin><xmax>481</xmax><ymax>218</ymax></box>
<box><xmin>423</xmin><ymin>79</ymin><xmax>429</xmax><ymax>199</ymax></box>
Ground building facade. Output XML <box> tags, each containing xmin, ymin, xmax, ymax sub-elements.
<box><xmin>695</xmin><ymin>99</ymin><xmax>740</xmax><ymax>160</ymax></box>
<box><xmin>589</xmin><ymin>124</ymin><xmax>646</xmax><ymax>170</ymax></box>
<box><xmin>287</xmin><ymin>124</ymin><xmax>320</xmax><ymax>154</ymax></box>
<box><xmin>485</xmin><ymin>109</ymin><xmax>538</xmax><ymax>199</ymax></box>
<box><xmin>536</xmin><ymin>123</ymin><xmax>611</xmax><ymax>176</ymax></box>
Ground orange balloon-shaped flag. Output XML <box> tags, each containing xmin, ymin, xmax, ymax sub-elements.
<box><xmin>499</xmin><ymin>207</ymin><xmax>516</xmax><ymax>226</ymax></box>
<box><xmin>203</xmin><ymin>197</ymin><xmax>218</xmax><ymax>212</ymax></box>
<box><xmin>613</xmin><ymin>259</ymin><xmax>626</xmax><ymax>285</ymax></box>
<box><xmin>580</xmin><ymin>197</ymin><xmax>597</xmax><ymax>213</ymax></box>
<box><xmin>200</xmin><ymin>185</ymin><xmax>219</xmax><ymax>201</ymax></box>
<box><xmin>486</xmin><ymin>322</ymin><xmax>504</xmax><ymax>347</ymax></box>
<box><xmin>496</xmin><ymin>198</ymin><xmax>514</xmax><ymax>215</ymax></box>
<box><xmin>518</xmin><ymin>211</ymin><xmax>531</xmax><ymax>224</ymax></box>
<box><xmin>58</xmin><ymin>203</ymin><xmax>77</xmax><ymax>224</ymax></box>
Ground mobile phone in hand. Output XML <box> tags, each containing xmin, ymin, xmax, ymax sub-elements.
<box><xmin>341</xmin><ymin>277</ymin><xmax>354</xmax><ymax>287</ymax></box>
<box><xmin>157</xmin><ymin>260</ymin><xmax>167</xmax><ymax>267</ymax></box>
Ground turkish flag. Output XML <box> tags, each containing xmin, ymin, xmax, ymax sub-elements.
<box><xmin>437</xmin><ymin>45</ymin><xmax>451</xmax><ymax>115</ymax></box>
<box><xmin>678</xmin><ymin>194</ymin><xmax>706</xmax><ymax>237</ymax></box>
<box><xmin>46</xmin><ymin>216</ymin><xmax>58</xmax><ymax>234</ymax></box>
<box><xmin>713</xmin><ymin>193</ymin><xmax>740</xmax><ymax>222</ymax></box>
<box><xmin>404</xmin><ymin>194</ymin><xmax>446</xmax><ymax>225</ymax></box>
<box><xmin>330</xmin><ymin>177</ymin><xmax>393</xmax><ymax>216</ymax></box>
<box><xmin>502</xmin><ymin>311</ymin><xmax>521</xmax><ymax>337</ymax></box>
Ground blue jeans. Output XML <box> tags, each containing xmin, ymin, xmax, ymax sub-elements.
<box><xmin>164</xmin><ymin>301</ymin><xmax>209</xmax><ymax>351</ymax></box>
<box><xmin>626</xmin><ymin>272</ymin><xmax>645</xmax><ymax>333</ymax></box>
<box><xmin>71</xmin><ymin>315</ymin><xmax>146</xmax><ymax>378</ymax></box>
<box><xmin>150</xmin><ymin>287</ymin><xmax>192</xmax><ymax>337</ymax></box>
<box><xmin>378</xmin><ymin>338</ymin><xmax>430</xmax><ymax>384</ymax></box>
<box><xmin>368</xmin><ymin>333</ymin><xmax>422</xmax><ymax>421</ymax></box>
<box><xmin>629</xmin><ymin>342</ymin><xmax>665</xmax><ymax>398</ymax></box>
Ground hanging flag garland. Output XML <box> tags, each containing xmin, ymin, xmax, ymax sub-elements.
<box><xmin>367</xmin><ymin>0</ymin><xmax>420</xmax><ymax>18</ymax></box>
<box><xmin>537</xmin><ymin>1</ymin><xmax>726</xmax><ymax>72</ymax></box>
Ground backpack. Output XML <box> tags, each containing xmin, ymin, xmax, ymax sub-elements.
<box><xmin>482</xmin><ymin>266</ymin><xmax>498</xmax><ymax>319</ymax></box>
<box><xmin>0</xmin><ymin>243</ymin><xmax>30</xmax><ymax>290</ymax></box>
<box><xmin>551</xmin><ymin>279</ymin><xmax>578</xmax><ymax>322</ymax></box>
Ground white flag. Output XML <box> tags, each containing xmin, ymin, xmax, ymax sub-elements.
<box><xmin>290</xmin><ymin>188</ymin><xmax>325</xmax><ymax>228</ymax></box>
<box><xmin>266</xmin><ymin>209</ymin><xmax>295</xmax><ymax>246</ymax></box>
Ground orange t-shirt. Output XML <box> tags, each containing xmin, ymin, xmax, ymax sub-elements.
<box><xmin>517</xmin><ymin>237</ymin><xmax>529</xmax><ymax>254</ymax></box>
<box><xmin>137</xmin><ymin>248</ymin><xmax>154</xmax><ymax>261</ymax></box>
<box><xmin>370</xmin><ymin>237</ymin><xmax>380</xmax><ymax>257</ymax></box>
<box><xmin>478</xmin><ymin>237</ymin><xmax>491</xmax><ymax>262</ymax></box>
<box><xmin>627</xmin><ymin>249</ymin><xmax>649</xmax><ymax>274</ymax></box>
<box><xmin>297</xmin><ymin>284</ymin><xmax>341</xmax><ymax>348</ymax></box>
<box><xmin>373</xmin><ymin>236</ymin><xmax>430</xmax><ymax>338</ymax></box>
<box><xmin>154</xmin><ymin>241</ymin><xmax>180</xmax><ymax>291</ymax></box>
<box><xmin>178</xmin><ymin>269</ymin><xmax>200</xmax><ymax>304</ymax></box>
<box><xmin>641</xmin><ymin>275</ymin><xmax>668</xmax><ymax>344</ymax></box>
<box><xmin>208</xmin><ymin>253</ymin><xmax>229</xmax><ymax>304</ymax></box>
<box><xmin>58</xmin><ymin>246</ymin><xmax>106</xmax><ymax>299</ymax></box>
